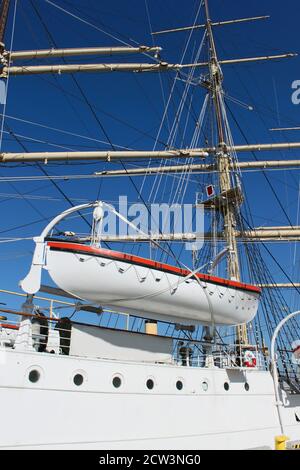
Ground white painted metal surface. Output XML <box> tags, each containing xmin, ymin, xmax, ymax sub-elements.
<box><xmin>70</xmin><ymin>323</ymin><xmax>173</xmax><ymax>362</ymax></box>
<box><xmin>0</xmin><ymin>347</ymin><xmax>299</xmax><ymax>449</ymax></box>
<box><xmin>46</xmin><ymin>246</ymin><xmax>260</xmax><ymax>326</ymax></box>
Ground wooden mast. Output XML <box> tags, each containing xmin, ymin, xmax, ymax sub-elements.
<box><xmin>96</xmin><ymin>226</ymin><xmax>300</xmax><ymax>242</ymax></box>
<box><xmin>0</xmin><ymin>0</ymin><xmax>10</xmax><ymax>46</ymax></box>
<box><xmin>152</xmin><ymin>15</ymin><xmax>270</xmax><ymax>35</ymax></box>
<box><xmin>204</xmin><ymin>0</ymin><xmax>247</xmax><ymax>344</ymax></box>
<box><xmin>1</xmin><ymin>53</ymin><xmax>295</xmax><ymax>77</ymax></box>
<box><xmin>93</xmin><ymin>159</ymin><xmax>300</xmax><ymax>177</ymax></box>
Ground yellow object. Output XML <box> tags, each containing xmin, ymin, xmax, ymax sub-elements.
<box><xmin>145</xmin><ymin>320</ymin><xmax>158</xmax><ymax>335</ymax></box>
<box><xmin>275</xmin><ymin>435</ymin><xmax>289</xmax><ymax>450</ymax></box>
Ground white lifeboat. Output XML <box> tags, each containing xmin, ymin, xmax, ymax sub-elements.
<box><xmin>45</xmin><ymin>241</ymin><xmax>260</xmax><ymax>326</ymax></box>
<box><xmin>20</xmin><ymin>201</ymin><xmax>261</xmax><ymax>326</ymax></box>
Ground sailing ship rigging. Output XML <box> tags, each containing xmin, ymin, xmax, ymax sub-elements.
<box><xmin>0</xmin><ymin>0</ymin><xmax>299</xmax><ymax>358</ymax></box>
<box><xmin>0</xmin><ymin>0</ymin><xmax>300</xmax><ymax>449</ymax></box>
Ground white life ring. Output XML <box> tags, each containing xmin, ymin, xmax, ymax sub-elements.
<box><xmin>243</xmin><ymin>350</ymin><xmax>257</xmax><ymax>368</ymax></box>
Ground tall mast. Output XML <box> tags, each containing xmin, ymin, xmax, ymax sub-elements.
<box><xmin>204</xmin><ymin>0</ymin><xmax>247</xmax><ymax>344</ymax></box>
<box><xmin>0</xmin><ymin>0</ymin><xmax>10</xmax><ymax>46</ymax></box>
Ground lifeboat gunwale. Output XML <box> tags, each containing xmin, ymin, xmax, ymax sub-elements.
<box><xmin>47</xmin><ymin>240</ymin><xmax>261</xmax><ymax>295</ymax></box>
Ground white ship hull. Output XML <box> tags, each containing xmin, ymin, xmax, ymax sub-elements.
<box><xmin>45</xmin><ymin>241</ymin><xmax>260</xmax><ymax>326</ymax></box>
<box><xmin>0</xmin><ymin>347</ymin><xmax>299</xmax><ymax>450</ymax></box>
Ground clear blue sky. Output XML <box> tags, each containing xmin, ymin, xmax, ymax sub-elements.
<box><xmin>0</xmin><ymin>0</ymin><xmax>299</xmax><ymax>315</ymax></box>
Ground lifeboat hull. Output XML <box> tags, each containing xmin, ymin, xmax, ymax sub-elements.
<box><xmin>45</xmin><ymin>242</ymin><xmax>260</xmax><ymax>326</ymax></box>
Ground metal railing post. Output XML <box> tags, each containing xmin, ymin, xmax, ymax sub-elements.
<box><xmin>270</xmin><ymin>310</ymin><xmax>300</xmax><ymax>441</ymax></box>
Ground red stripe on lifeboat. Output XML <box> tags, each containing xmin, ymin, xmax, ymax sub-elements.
<box><xmin>47</xmin><ymin>241</ymin><xmax>261</xmax><ymax>295</ymax></box>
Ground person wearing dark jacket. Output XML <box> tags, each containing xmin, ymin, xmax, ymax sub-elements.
<box><xmin>54</xmin><ymin>317</ymin><xmax>72</xmax><ymax>355</ymax></box>
<box><xmin>32</xmin><ymin>310</ymin><xmax>49</xmax><ymax>352</ymax></box>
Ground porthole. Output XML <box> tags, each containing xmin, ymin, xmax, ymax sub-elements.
<box><xmin>176</xmin><ymin>380</ymin><xmax>183</xmax><ymax>391</ymax></box>
<box><xmin>146</xmin><ymin>379</ymin><xmax>154</xmax><ymax>390</ymax></box>
<box><xmin>244</xmin><ymin>382</ymin><xmax>250</xmax><ymax>392</ymax></box>
<box><xmin>73</xmin><ymin>373</ymin><xmax>84</xmax><ymax>386</ymax></box>
<box><xmin>224</xmin><ymin>382</ymin><xmax>230</xmax><ymax>391</ymax></box>
<box><xmin>202</xmin><ymin>381</ymin><xmax>209</xmax><ymax>392</ymax></box>
<box><xmin>112</xmin><ymin>376</ymin><xmax>122</xmax><ymax>388</ymax></box>
<box><xmin>28</xmin><ymin>369</ymin><xmax>40</xmax><ymax>383</ymax></box>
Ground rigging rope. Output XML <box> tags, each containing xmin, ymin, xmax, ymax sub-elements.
<box><xmin>0</xmin><ymin>113</ymin><xmax>130</xmax><ymax>150</ymax></box>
